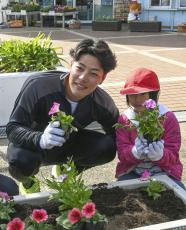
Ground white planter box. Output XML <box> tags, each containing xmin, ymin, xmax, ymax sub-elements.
<box><xmin>0</xmin><ymin>72</ymin><xmax>33</xmax><ymax>126</ymax></box>
<box><xmin>0</xmin><ymin>67</ymin><xmax>68</xmax><ymax>127</ymax></box>
<box><xmin>13</xmin><ymin>175</ymin><xmax>186</xmax><ymax>229</ymax></box>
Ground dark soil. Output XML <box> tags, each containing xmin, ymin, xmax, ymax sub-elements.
<box><xmin>3</xmin><ymin>184</ymin><xmax>186</xmax><ymax>229</ymax></box>
<box><xmin>91</xmin><ymin>184</ymin><xmax>186</xmax><ymax>230</ymax></box>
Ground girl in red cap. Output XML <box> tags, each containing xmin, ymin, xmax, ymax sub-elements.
<box><xmin>115</xmin><ymin>67</ymin><xmax>185</xmax><ymax>189</ymax></box>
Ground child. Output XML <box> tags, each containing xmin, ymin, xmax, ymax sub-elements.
<box><xmin>127</xmin><ymin>1</ymin><xmax>141</xmax><ymax>22</ymax></box>
<box><xmin>115</xmin><ymin>67</ymin><xmax>185</xmax><ymax>189</ymax></box>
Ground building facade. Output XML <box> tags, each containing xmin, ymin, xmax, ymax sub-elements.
<box><xmin>140</xmin><ymin>0</ymin><xmax>186</xmax><ymax>31</ymax></box>
<box><xmin>1</xmin><ymin>0</ymin><xmax>186</xmax><ymax>30</ymax></box>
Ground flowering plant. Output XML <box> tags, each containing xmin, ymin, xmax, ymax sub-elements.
<box><xmin>1</xmin><ymin>208</ymin><xmax>52</xmax><ymax>230</ymax></box>
<box><xmin>67</xmin><ymin>19</ymin><xmax>81</xmax><ymax>25</ymax></box>
<box><xmin>48</xmin><ymin>102</ymin><xmax>78</xmax><ymax>139</ymax></box>
<box><xmin>26</xmin><ymin>209</ymin><xmax>52</xmax><ymax>230</ymax></box>
<box><xmin>140</xmin><ymin>170</ymin><xmax>167</xmax><ymax>200</ymax></box>
<box><xmin>114</xmin><ymin>99</ymin><xmax>166</xmax><ymax>142</ymax></box>
<box><xmin>46</xmin><ymin>158</ymin><xmax>107</xmax><ymax>229</ymax></box>
<box><xmin>144</xmin><ymin>179</ymin><xmax>167</xmax><ymax>200</ymax></box>
<box><xmin>0</xmin><ymin>192</ymin><xmax>15</xmax><ymax>223</ymax></box>
<box><xmin>57</xmin><ymin>201</ymin><xmax>107</xmax><ymax>229</ymax></box>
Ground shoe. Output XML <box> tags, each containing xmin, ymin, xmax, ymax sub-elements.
<box><xmin>51</xmin><ymin>165</ymin><xmax>62</xmax><ymax>178</ymax></box>
<box><xmin>19</xmin><ymin>176</ymin><xmax>40</xmax><ymax>195</ymax></box>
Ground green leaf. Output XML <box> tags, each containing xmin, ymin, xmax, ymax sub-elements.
<box><xmin>0</xmin><ymin>33</ymin><xmax>66</xmax><ymax>73</ymax></box>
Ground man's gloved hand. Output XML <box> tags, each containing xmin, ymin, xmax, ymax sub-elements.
<box><xmin>39</xmin><ymin>121</ymin><xmax>66</xmax><ymax>150</ymax></box>
<box><xmin>132</xmin><ymin>137</ymin><xmax>148</xmax><ymax>160</ymax></box>
<box><xmin>148</xmin><ymin>140</ymin><xmax>164</xmax><ymax>161</ymax></box>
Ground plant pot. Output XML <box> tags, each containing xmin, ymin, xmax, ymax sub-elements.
<box><xmin>8</xmin><ymin>19</ymin><xmax>23</xmax><ymax>28</ymax></box>
<box><xmin>129</xmin><ymin>21</ymin><xmax>162</xmax><ymax>32</ymax></box>
<box><xmin>69</xmin><ymin>23</ymin><xmax>81</xmax><ymax>29</ymax></box>
<box><xmin>177</xmin><ymin>24</ymin><xmax>186</xmax><ymax>33</ymax></box>
<box><xmin>92</xmin><ymin>21</ymin><xmax>122</xmax><ymax>31</ymax></box>
<box><xmin>72</xmin><ymin>223</ymin><xmax>85</xmax><ymax>230</ymax></box>
<box><xmin>12</xmin><ymin>175</ymin><xmax>186</xmax><ymax>229</ymax></box>
<box><xmin>85</xmin><ymin>221</ymin><xmax>107</xmax><ymax>230</ymax></box>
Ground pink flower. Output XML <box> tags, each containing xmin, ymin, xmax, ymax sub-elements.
<box><xmin>140</xmin><ymin>170</ymin><xmax>151</xmax><ymax>181</ymax></box>
<box><xmin>0</xmin><ymin>191</ymin><xmax>10</xmax><ymax>201</ymax></box>
<box><xmin>32</xmin><ymin>209</ymin><xmax>48</xmax><ymax>223</ymax></box>
<box><xmin>82</xmin><ymin>202</ymin><xmax>96</xmax><ymax>219</ymax></box>
<box><xmin>7</xmin><ymin>218</ymin><xmax>25</xmax><ymax>230</ymax></box>
<box><xmin>144</xmin><ymin>99</ymin><xmax>156</xmax><ymax>109</ymax></box>
<box><xmin>68</xmin><ymin>208</ymin><xmax>82</xmax><ymax>224</ymax></box>
<box><xmin>48</xmin><ymin>102</ymin><xmax>60</xmax><ymax>115</ymax></box>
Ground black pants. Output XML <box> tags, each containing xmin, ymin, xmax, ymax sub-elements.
<box><xmin>7</xmin><ymin>129</ymin><xmax>116</xmax><ymax>182</ymax></box>
<box><xmin>0</xmin><ymin>174</ymin><xmax>19</xmax><ymax>196</ymax></box>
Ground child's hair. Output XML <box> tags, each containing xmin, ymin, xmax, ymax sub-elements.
<box><xmin>126</xmin><ymin>91</ymin><xmax>160</xmax><ymax>106</ymax></box>
<box><xmin>129</xmin><ymin>2</ymin><xmax>141</xmax><ymax>12</ymax></box>
<box><xmin>69</xmin><ymin>39</ymin><xmax>117</xmax><ymax>74</ymax></box>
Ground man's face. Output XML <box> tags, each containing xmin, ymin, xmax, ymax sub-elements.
<box><xmin>66</xmin><ymin>54</ymin><xmax>106</xmax><ymax>101</ymax></box>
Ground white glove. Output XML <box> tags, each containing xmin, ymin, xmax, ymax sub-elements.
<box><xmin>148</xmin><ymin>140</ymin><xmax>164</xmax><ymax>161</ymax></box>
<box><xmin>39</xmin><ymin>121</ymin><xmax>66</xmax><ymax>150</ymax></box>
<box><xmin>132</xmin><ymin>137</ymin><xmax>148</xmax><ymax>159</ymax></box>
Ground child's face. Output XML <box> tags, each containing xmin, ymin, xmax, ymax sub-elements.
<box><xmin>128</xmin><ymin>92</ymin><xmax>149</xmax><ymax>112</ymax></box>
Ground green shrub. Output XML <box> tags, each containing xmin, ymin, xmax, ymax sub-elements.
<box><xmin>0</xmin><ymin>33</ymin><xmax>65</xmax><ymax>73</ymax></box>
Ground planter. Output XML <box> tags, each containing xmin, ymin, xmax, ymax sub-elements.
<box><xmin>129</xmin><ymin>21</ymin><xmax>162</xmax><ymax>32</ymax></box>
<box><xmin>92</xmin><ymin>21</ymin><xmax>122</xmax><ymax>31</ymax></box>
<box><xmin>11</xmin><ymin>175</ymin><xmax>186</xmax><ymax>229</ymax></box>
<box><xmin>0</xmin><ymin>66</ymin><xmax>68</xmax><ymax>127</ymax></box>
<box><xmin>177</xmin><ymin>24</ymin><xmax>186</xmax><ymax>33</ymax></box>
<box><xmin>8</xmin><ymin>19</ymin><xmax>23</xmax><ymax>28</ymax></box>
<box><xmin>0</xmin><ymin>72</ymin><xmax>33</xmax><ymax>126</ymax></box>
<box><xmin>69</xmin><ymin>23</ymin><xmax>81</xmax><ymax>29</ymax></box>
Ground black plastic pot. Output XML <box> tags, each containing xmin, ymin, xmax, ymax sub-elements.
<box><xmin>85</xmin><ymin>221</ymin><xmax>107</xmax><ymax>230</ymax></box>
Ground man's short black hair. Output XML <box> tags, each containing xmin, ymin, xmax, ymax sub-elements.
<box><xmin>69</xmin><ymin>39</ymin><xmax>117</xmax><ymax>74</ymax></box>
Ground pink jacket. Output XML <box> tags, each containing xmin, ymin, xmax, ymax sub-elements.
<box><xmin>116</xmin><ymin>107</ymin><xmax>183</xmax><ymax>180</ymax></box>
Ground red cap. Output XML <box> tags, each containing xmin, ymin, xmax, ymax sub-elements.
<box><xmin>120</xmin><ymin>68</ymin><xmax>160</xmax><ymax>95</ymax></box>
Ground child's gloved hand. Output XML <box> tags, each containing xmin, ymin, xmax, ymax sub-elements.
<box><xmin>148</xmin><ymin>140</ymin><xmax>164</xmax><ymax>161</ymax></box>
<box><xmin>132</xmin><ymin>137</ymin><xmax>148</xmax><ymax>159</ymax></box>
<box><xmin>39</xmin><ymin>121</ymin><xmax>66</xmax><ymax>149</ymax></box>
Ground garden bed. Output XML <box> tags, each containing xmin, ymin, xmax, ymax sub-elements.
<box><xmin>129</xmin><ymin>21</ymin><xmax>162</xmax><ymax>32</ymax></box>
<box><xmin>10</xmin><ymin>175</ymin><xmax>186</xmax><ymax>229</ymax></box>
<box><xmin>92</xmin><ymin>21</ymin><xmax>122</xmax><ymax>31</ymax></box>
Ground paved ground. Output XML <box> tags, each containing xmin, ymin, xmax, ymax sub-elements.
<box><xmin>0</xmin><ymin>24</ymin><xmax>186</xmax><ymax>190</ymax></box>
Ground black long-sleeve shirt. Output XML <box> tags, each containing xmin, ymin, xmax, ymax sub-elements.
<box><xmin>6</xmin><ymin>71</ymin><xmax>119</xmax><ymax>151</ymax></box>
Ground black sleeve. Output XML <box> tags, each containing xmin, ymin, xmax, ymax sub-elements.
<box><xmin>94</xmin><ymin>89</ymin><xmax>119</xmax><ymax>137</ymax></box>
<box><xmin>6</xmin><ymin>76</ymin><xmax>44</xmax><ymax>151</ymax></box>
<box><xmin>99</xmin><ymin>103</ymin><xmax>119</xmax><ymax>137</ymax></box>
<box><xmin>6</xmin><ymin>121</ymin><xmax>42</xmax><ymax>151</ymax></box>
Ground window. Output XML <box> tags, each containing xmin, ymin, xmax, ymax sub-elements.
<box><xmin>180</xmin><ymin>0</ymin><xmax>186</xmax><ymax>7</ymax></box>
<box><xmin>150</xmin><ymin>0</ymin><xmax>170</xmax><ymax>6</ymax></box>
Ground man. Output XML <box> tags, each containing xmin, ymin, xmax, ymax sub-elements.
<box><xmin>6</xmin><ymin>39</ymin><xmax>119</xmax><ymax>194</ymax></box>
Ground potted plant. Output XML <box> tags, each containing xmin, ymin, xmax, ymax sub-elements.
<box><xmin>177</xmin><ymin>23</ymin><xmax>186</xmax><ymax>32</ymax></box>
<box><xmin>92</xmin><ymin>16</ymin><xmax>122</xmax><ymax>31</ymax></box>
<box><xmin>114</xmin><ymin>99</ymin><xmax>165</xmax><ymax>144</ymax></box>
<box><xmin>67</xmin><ymin>19</ymin><xmax>81</xmax><ymax>29</ymax></box>
<box><xmin>0</xmin><ymin>33</ymin><xmax>66</xmax><ymax>127</ymax></box>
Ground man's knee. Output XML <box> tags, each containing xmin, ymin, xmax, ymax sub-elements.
<box><xmin>7</xmin><ymin>144</ymin><xmax>41</xmax><ymax>181</ymax></box>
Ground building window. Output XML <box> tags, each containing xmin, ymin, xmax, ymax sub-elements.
<box><xmin>180</xmin><ymin>0</ymin><xmax>186</xmax><ymax>7</ymax></box>
<box><xmin>150</xmin><ymin>0</ymin><xmax>170</xmax><ymax>6</ymax></box>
